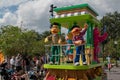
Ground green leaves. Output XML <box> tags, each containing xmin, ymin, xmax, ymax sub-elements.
<box><xmin>101</xmin><ymin>11</ymin><xmax>120</xmax><ymax>58</ymax></box>
<box><xmin>101</xmin><ymin>11</ymin><xmax>120</xmax><ymax>40</ymax></box>
<box><xmin>0</xmin><ymin>25</ymin><xmax>50</xmax><ymax>56</ymax></box>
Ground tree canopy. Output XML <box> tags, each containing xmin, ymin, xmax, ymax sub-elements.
<box><xmin>100</xmin><ymin>11</ymin><xmax>120</xmax><ymax>58</ymax></box>
<box><xmin>0</xmin><ymin>25</ymin><xmax>50</xmax><ymax>56</ymax></box>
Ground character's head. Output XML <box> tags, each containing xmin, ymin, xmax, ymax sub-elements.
<box><xmin>50</xmin><ymin>22</ymin><xmax>60</xmax><ymax>34</ymax></box>
<box><xmin>71</xmin><ymin>25</ymin><xmax>82</xmax><ymax>36</ymax></box>
<box><xmin>93</xmin><ymin>27</ymin><xmax>100</xmax><ymax>36</ymax></box>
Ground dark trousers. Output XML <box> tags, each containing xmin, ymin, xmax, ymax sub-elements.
<box><xmin>50</xmin><ymin>46</ymin><xmax>60</xmax><ymax>62</ymax></box>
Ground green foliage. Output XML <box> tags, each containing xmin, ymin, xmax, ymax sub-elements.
<box><xmin>101</xmin><ymin>11</ymin><xmax>120</xmax><ymax>40</ymax></box>
<box><xmin>101</xmin><ymin>11</ymin><xmax>120</xmax><ymax>58</ymax></box>
<box><xmin>0</xmin><ymin>25</ymin><xmax>50</xmax><ymax>56</ymax></box>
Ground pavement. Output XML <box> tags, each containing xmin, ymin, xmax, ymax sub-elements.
<box><xmin>105</xmin><ymin>66</ymin><xmax>120</xmax><ymax>80</ymax></box>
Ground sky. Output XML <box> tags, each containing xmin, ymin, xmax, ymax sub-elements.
<box><xmin>0</xmin><ymin>0</ymin><xmax>120</xmax><ymax>33</ymax></box>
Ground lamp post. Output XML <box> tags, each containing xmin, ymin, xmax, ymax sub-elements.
<box><xmin>114</xmin><ymin>41</ymin><xmax>118</xmax><ymax>67</ymax></box>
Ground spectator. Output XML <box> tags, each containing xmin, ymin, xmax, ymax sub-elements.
<box><xmin>10</xmin><ymin>56</ymin><xmax>15</xmax><ymax>70</ymax></box>
<box><xmin>106</xmin><ymin>55</ymin><xmax>111</xmax><ymax>71</ymax></box>
<box><xmin>15</xmin><ymin>54</ymin><xmax>22</xmax><ymax>72</ymax></box>
<box><xmin>24</xmin><ymin>56</ymin><xmax>30</xmax><ymax>71</ymax></box>
<box><xmin>36</xmin><ymin>57</ymin><xmax>41</xmax><ymax>72</ymax></box>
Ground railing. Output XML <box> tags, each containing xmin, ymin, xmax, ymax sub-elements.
<box><xmin>45</xmin><ymin>44</ymin><xmax>93</xmax><ymax>65</ymax></box>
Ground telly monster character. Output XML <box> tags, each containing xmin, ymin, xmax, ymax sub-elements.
<box><xmin>44</xmin><ymin>22</ymin><xmax>61</xmax><ymax>65</ymax></box>
<box><xmin>70</xmin><ymin>23</ymin><xmax>88</xmax><ymax>66</ymax></box>
<box><xmin>93</xmin><ymin>26</ymin><xmax>108</xmax><ymax>63</ymax></box>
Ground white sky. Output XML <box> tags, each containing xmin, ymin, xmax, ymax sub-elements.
<box><xmin>0</xmin><ymin>0</ymin><xmax>120</xmax><ymax>33</ymax></box>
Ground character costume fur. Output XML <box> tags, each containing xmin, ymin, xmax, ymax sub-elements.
<box><xmin>93</xmin><ymin>27</ymin><xmax>108</xmax><ymax>63</ymax></box>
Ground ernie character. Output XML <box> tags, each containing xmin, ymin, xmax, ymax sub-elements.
<box><xmin>44</xmin><ymin>22</ymin><xmax>61</xmax><ymax>65</ymax></box>
<box><xmin>70</xmin><ymin>23</ymin><xmax>88</xmax><ymax>66</ymax></box>
<box><xmin>93</xmin><ymin>26</ymin><xmax>108</xmax><ymax>63</ymax></box>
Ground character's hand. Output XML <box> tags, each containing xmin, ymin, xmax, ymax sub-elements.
<box><xmin>44</xmin><ymin>37</ymin><xmax>48</xmax><ymax>42</ymax></box>
<box><xmin>74</xmin><ymin>40</ymin><xmax>82</xmax><ymax>45</ymax></box>
<box><xmin>84</xmin><ymin>23</ymin><xmax>88</xmax><ymax>29</ymax></box>
<box><xmin>74</xmin><ymin>40</ymin><xmax>85</xmax><ymax>46</ymax></box>
<box><xmin>58</xmin><ymin>39</ymin><xmax>62</xmax><ymax>44</ymax></box>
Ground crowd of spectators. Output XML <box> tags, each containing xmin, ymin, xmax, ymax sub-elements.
<box><xmin>0</xmin><ymin>53</ymin><xmax>47</xmax><ymax>80</ymax></box>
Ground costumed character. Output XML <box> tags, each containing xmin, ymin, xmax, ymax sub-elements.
<box><xmin>70</xmin><ymin>23</ymin><xmax>88</xmax><ymax>66</ymax></box>
<box><xmin>93</xmin><ymin>26</ymin><xmax>108</xmax><ymax>63</ymax></box>
<box><xmin>44</xmin><ymin>22</ymin><xmax>61</xmax><ymax>65</ymax></box>
<box><xmin>65</xmin><ymin>33</ymin><xmax>74</xmax><ymax>63</ymax></box>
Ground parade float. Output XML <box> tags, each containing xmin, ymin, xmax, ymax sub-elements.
<box><xmin>44</xmin><ymin>3</ymin><xmax>107</xmax><ymax>80</ymax></box>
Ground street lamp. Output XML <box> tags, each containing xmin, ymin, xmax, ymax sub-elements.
<box><xmin>114</xmin><ymin>41</ymin><xmax>118</xmax><ymax>45</ymax></box>
<box><xmin>114</xmin><ymin>41</ymin><xmax>118</xmax><ymax>67</ymax></box>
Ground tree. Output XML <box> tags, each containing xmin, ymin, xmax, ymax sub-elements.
<box><xmin>100</xmin><ymin>11</ymin><xmax>120</xmax><ymax>58</ymax></box>
<box><xmin>0</xmin><ymin>25</ymin><xmax>50</xmax><ymax>56</ymax></box>
<box><xmin>101</xmin><ymin>11</ymin><xmax>120</xmax><ymax>41</ymax></box>
<box><xmin>0</xmin><ymin>25</ymin><xmax>22</xmax><ymax>56</ymax></box>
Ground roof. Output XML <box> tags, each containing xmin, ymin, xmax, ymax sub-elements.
<box><xmin>53</xmin><ymin>3</ymin><xmax>98</xmax><ymax>16</ymax></box>
<box><xmin>50</xmin><ymin>14</ymin><xmax>100</xmax><ymax>29</ymax></box>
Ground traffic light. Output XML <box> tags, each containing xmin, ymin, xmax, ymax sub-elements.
<box><xmin>49</xmin><ymin>4</ymin><xmax>57</xmax><ymax>17</ymax></box>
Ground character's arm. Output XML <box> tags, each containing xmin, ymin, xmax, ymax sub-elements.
<box><xmin>58</xmin><ymin>34</ymin><xmax>62</xmax><ymax>44</ymax></box>
<box><xmin>72</xmin><ymin>37</ymin><xmax>84</xmax><ymax>46</ymax></box>
<box><xmin>73</xmin><ymin>40</ymin><xmax>83</xmax><ymax>46</ymax></box>
<box><xmin>84</xmin><ymin>23</ymin><xmax>88</xmax><ymax>29</ymax></box>
<box><xmin>67</xmin><ymin>40</ymin><xmax>73</xmax><ymax>50</ymax></box>
<box><xmin>98</xmin><ymin>32</ymin><xmax>108</xmax><ymax>42</ymax></box>
<box><xmin>44</xmin><ymin>37</ymin><xmax>48</xmax><ymax>42</ymax></box>
<box><xmin>58</xmin><ymin>39</ymin><xmax>62</xmax><ymax>44</ymax></box>
<box><xmin>81</xmin><ymin>23</ymin><xmax>88</xmax><ymax>35</ymax></box>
